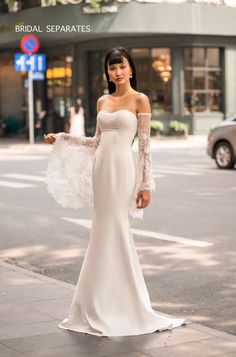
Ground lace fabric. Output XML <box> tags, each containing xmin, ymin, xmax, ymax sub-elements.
<box><xmin>46</xmin><ymin>139</ymin><xmax>96</xmax><ymax>209</ymax></box>
<box><xmin>128</xmin><ymin>112</ymin><xmax>155</xmax><ymax>219</ymax></box>
<box><xmin>56</xmin><ymin>124</ymin><xmax>101</xmax><ymax>148</ymax></box>
<box><xmin>45</xmin><ymin>112</ymin><xmax>155</xmax><ymax>219</ymax></box>
<box><xmin>137</xmin><ymin>113</ymin><xmax>155</xmax><ymax>192</ymax></box>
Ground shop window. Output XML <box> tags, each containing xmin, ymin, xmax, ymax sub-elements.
<box><xmin>46</xmin><ymin>55</ymin><xmax>73</xmax><ymax>131</ymax></box>
<box><xmin>184</xmin><ymin>47</ymin><xmax>222</xmax><ymax>113</ymax></box>
<box><xmin>132</xmin><ymin>48</ymin><xmax>172</xmax><ymax>115</ymax></box>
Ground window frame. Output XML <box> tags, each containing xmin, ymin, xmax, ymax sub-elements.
<box><xmin>131</xmin><ymin>46</ymin><xmax>173</xmax><ymax>115</ymax></box>
<box><xmin>183</xmin><ymin>46</ymin><xmax>223</xmax><ymax>114</ymax></box>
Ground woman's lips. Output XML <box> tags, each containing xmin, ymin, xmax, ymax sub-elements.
<box><xmin>116</xmin><ymin>77</ymin><xmax>123</xmax><ymax>81</ymax></box>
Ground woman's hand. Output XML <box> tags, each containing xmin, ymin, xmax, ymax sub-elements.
<box><xmin>44</xmin><ymin>133</ymin><xmax>57</xmax><ymax>144</ymax></box>
<box><xmin>136</xmin><ymin>190</ymin><xmax>151</xmax><ymax>209</ymax></box>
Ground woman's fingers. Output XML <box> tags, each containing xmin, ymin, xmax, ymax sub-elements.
<box><xmin>136</xmin><ymin>192</ymin><xmax>142</xmax><ymax>208</ymax></box>
<box><xmin>136</xmin><ymin>191</ymin><xmax>151</xmax><ymax>209</ymax></box>
<box><xmin>44</xmin><ymin>133</ymin><xmax>56</xmax><ymax>144</ymax></box>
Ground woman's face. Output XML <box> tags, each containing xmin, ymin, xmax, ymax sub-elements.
<box><xmin>107</xmin><ymin>56</ymin><xmax>132</xmax><ymax>85</ymax></box>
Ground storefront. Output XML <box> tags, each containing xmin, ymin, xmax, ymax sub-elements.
<box><xmin>0</xmin><ymin>0</ymin><xmax>236</xmax><ymax>137</ymax></box>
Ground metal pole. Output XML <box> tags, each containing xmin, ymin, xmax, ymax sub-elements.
<box><xmin>28</xmin><ymin>70</ymin><xmax>34</xmax><ymax>144</ymax></box>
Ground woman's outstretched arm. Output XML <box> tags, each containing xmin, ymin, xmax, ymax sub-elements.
<box><xmin>135</xmin><ymin>94</ymin><xmax>155</xmax><ymax>209</ymax></box>
<box><xmin>44</xmin><ymin>98</ymin><xmax>103</xmax><ymax>148</ymax></box>
<box><xmin>44</xmin><ymin>123</ymin><xmax>101</xmax><ymax>148</ymax></box>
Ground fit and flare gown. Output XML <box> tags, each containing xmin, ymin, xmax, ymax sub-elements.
<box><xmin>46</xmin><ymin>109</ymin><xmax>186</xmax><ymax>337</ymax></box>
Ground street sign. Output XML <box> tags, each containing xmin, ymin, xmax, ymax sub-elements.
<box><xmin>16</xmin><ymin>36</ymin><xmax>42</xmax><ymax>145</ymax></box>
<box><xmin>32</xmin><ymin>72</ymin><xmax>45</xmax><ymax>80</ymax></box>
<box><xmin>14</xmin><ymin>54</ymin><xmax>46</xmax><ymax>72</ymax></box>
<box><xmin>20</xmin><ymin>35</ymin><xmax>40</xmax><ymax>54</ymax></box>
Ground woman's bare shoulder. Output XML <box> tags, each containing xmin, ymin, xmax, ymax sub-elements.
<box><xmin>135</xmin><ymin>92</ymin><xmax>151</xmax><ymax>112</ymax></box>
<box><xmin>136</xmin><ymin>91</ymin><xmax>149</xmax><ymax>101</ymax></box>
<box><xmin>96</xmin><ymin>94</ymin><xmax>109</xmax><ymax>111</ymax></box>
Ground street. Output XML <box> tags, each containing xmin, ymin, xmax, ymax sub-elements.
<box><xmin>0</xmin><ymin>138</ymin><xmax>235</xmax><ymax>337</ymax></box>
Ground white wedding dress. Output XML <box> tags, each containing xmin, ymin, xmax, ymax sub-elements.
<box><xmin>69</xmin><ymin>107</ymin><xmax>85</xmax><ymax>136</ymax></box>
<box><xmin>46</xmin><ymin>109</ymin><xmax>186</xmax><ymax>337</ymax></box>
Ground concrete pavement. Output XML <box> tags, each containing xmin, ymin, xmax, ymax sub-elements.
<box><xmin>0</xmin><ymin>260</ymin><xmax>235</xmax><ymax>357</ymax></box>
<box><xmin>0</xmin><ymin>134</ymin><xmax>208</xmax><ymax>152</ymax></box>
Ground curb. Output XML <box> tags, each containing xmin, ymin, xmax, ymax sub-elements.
<box><xmin>0</xmin><ymin>259</ymin><xmax>75</xmax><ymax>291</ymax></box>
<box><xmin>1</xmin><ymin>259</ymin><xmax>236</xmax><ymax>341</ymax></box>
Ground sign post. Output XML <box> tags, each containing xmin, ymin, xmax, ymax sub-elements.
<box><xmin>15</xmin><ymin>35</ymin><xmax>45</xmax><ymax>144</ymax></box>
<box><xmin>28</xmin><ymin>70</ymin><xmax>34</xmax><ymax>145</ymax></box>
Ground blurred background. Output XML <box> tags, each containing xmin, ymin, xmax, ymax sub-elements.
<box><xmin>0</xmin><ymin>0</ymin><xmax>236</xmax><ymax>140</ymax></box>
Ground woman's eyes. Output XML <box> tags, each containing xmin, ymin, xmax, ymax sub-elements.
<box><xmin>109</xmin><ymin>65</ymin><xmax>126</xmax><ymax>70</ymax></box>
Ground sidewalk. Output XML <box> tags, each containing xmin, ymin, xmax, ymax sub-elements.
<box><xmin>1</xmin><ymin>260</ymin><xmax>235</xmax><ymax>357</ymax></box>
<box><xmin>0</xmin><ymin>134</ymin><xmax>208</xmax><ymax>152</ymax></box>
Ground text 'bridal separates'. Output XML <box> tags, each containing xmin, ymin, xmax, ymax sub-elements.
<box><xmin>46</xmin><ymin>109</ymin><xmax>186</xmax><ymax>337</ymax></box>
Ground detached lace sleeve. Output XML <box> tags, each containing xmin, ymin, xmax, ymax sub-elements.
<box><xmin>45</xmin><ymin>125</ymin><xmax>101</xmax><ymax>209</ymax></box>
<box><xmin>56</xmin><ymin>124</ymin><xmax>101</xmax><ymax>148</ymax></box>
<box><xmin>128</xmin><ymin>112</ymin><xmax>155</xmax><ymax>220</ymax></box>
<box><xmin>137</xmin><ymin>112</ymin><xmax>155</xmax><ymax>192</ymax></box>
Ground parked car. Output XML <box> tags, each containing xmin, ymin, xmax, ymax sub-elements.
<box><xmin>207</xmin><ymin>117</ymin><xmax>236</xmax><ymax>169</ymax></box>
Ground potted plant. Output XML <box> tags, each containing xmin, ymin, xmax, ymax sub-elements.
<box><xmin>5</xmin><ymin>0</ymin><xmax>21</xmax><ymax>12</ymax></box>
<box><xmin>169</xmin><ymin>120</ymin><xmax>188</xmax><ymax>138</ymax></box>
<box><xmin>150</xmin><ymin>120</ymin><xmax>164</xmax><ymax>136</ymax></box>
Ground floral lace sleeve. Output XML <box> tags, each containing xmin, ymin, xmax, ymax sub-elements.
<box><xmin>137</xmin><ymin>112</ymin><xmax>155</xmax><ymax>192</ymax></box>
<box><xmin>45</xmin><ymin>124</ymin><xmax>101</xmax><ymax>209</ymax></box>
<box><xmin>56</xmin><ymin>124</ymin><xmax>101</xmax><ymax>148</ymax></box>
<box><xmin>128</xmin><ymin>112</ymin><xmax>155</xmax><ymax>219</ymax></box>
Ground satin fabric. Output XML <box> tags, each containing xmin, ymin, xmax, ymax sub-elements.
<box><xmin>57</xmin><ymin>110</ymin><xmax>186</xmax><ymax>336</ymax></box>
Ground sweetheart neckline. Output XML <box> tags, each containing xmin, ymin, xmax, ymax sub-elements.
<box><xmin>97</xmin><ymin>109</ymin><xmax>137</xmax><ymax>118</ymax></box>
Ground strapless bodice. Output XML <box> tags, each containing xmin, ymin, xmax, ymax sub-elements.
<box><xmin>97</xmin><ymin>110</ymin><xmax>137</xmax><ymax>148</ymax></box>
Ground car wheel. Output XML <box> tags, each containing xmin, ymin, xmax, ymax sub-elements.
<box><xmin>215</xmin><ymin>142</ymin><xmax>235</xmax><ymax>169</ymax></box>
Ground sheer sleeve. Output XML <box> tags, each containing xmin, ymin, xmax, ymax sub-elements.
<box><xmin>128</xmin><ymin>112</ymin><xmax>155</xmax><ymax>219</ymax></box>
<box><xmin>56</xmin><ymin>124</ymin><xmax>101</xmax><ymax>148</ymax></box>
<box><xmin>45</xmin><ymin>124</ymin><xmax>101</xmax><ymax>209</ymax></box>
<box><xmin>137</xmin><ymin>112</ymin><xmax>155</xmax><ymax>192</ymax></box>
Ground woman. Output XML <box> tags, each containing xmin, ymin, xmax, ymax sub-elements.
<box><xmin>44</xmin><ymin>46</ymin><xmax>186</xmax><ymax>337</ymax></box>
<box><xmin>69</xmin><ymin>98</ymin><xmax>85</xmax><ymax>136</ymax></box>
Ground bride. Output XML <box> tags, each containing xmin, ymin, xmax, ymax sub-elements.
<box><xmin>44</xmin><ymin>46</ymin><xmax>186</xmax><ymax>337</ymax></box>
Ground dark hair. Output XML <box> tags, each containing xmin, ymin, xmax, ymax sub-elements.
<box><xmin>104</xmin><ymin>46</ymin><xmax>137</xmax><ymax>94</ymax></box>
<box><xmin>72</xmin><ymin>98</ymin><xmax>82</xmax><ymax>114</ymax></box>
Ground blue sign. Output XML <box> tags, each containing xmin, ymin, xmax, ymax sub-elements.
<box><xmin>15</xmin><ymin>54</ymin><xmax>46</xmax><ymax>72</ymax></box>
<box><xmin>32</xmin><ymin>72</ymin><xmax>45</xmax><ymax>80</ymax></box>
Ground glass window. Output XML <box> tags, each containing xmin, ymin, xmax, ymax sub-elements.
<box><xmin>207</xmin><ymin>48</ymin><xmax>220</xmax><ymax>67</ymax></box>
<box><xmin>184</xmin><ymin>47</ymin><xmax>222</xmax><ymax>113</ymax></box>
<box><xmin>132</xmin><ymin>47</ymin><xmax>172</xmax><ymax>115</ymax></box>
<box><xmin>208</xmin><ymin>70</ymin><xmax>221</xmax><ymax>90</ymax></box>
<box><xmin>46</xmin><ymin>55</ymin><xmax>73</xmax><ymax>132</ymax></box>
<box><xmin>192</xmin><ymin>48</ymin><xmax>205</xmax><ymax>67</ymax></box>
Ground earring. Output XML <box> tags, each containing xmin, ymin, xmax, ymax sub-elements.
<box><xmin>130</xmin><ymin>74</ymin><xmax>132</xmax><ymax>78</ymax></box>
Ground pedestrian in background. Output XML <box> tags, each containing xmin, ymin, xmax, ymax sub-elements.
<box><xmin>69</xmin><ymin>98</ymin><xmax>85</xmax><ymax>136</ymax></box>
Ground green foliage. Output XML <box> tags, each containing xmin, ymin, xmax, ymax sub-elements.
<box><xmin>90</xmin><ymin>0</ymin><xmax>101</xmax><ymax>9</ymax></box>
<box><xmin>150</xmin><ymin>120</ymin><xmax>164</xmax><ymax>132</ymax></box>
<box><xmin>5</xmin><ymin>0</ymin><xmax>15</xmax><ymax>5</ymax></box>
<box><xmin>169</xmin><ymin>120</ymin><xmax>188</xmax><ymax>132</ymax></box>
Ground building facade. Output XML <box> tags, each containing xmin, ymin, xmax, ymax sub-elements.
<box><xmin>1</xmin><ymin>0</ymin><xmax>236</xmax><ymax>137</ymax></box>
